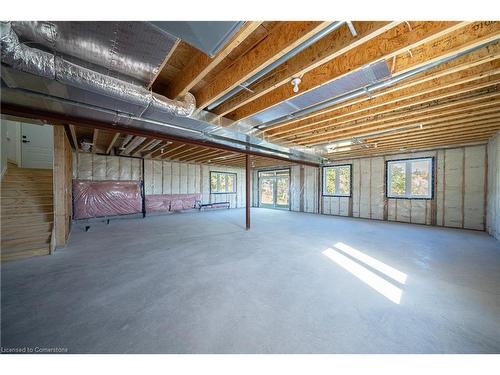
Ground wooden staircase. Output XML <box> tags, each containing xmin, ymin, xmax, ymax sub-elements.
<box><xmin>1</xmin><ymin>163</ymin><xmax>53</xmax><ymax>261</ymax></box>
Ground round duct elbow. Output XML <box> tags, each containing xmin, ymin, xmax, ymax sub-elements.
<box><xmin>151</xmin><ymin>92</ymin><xmax>196</xmax><ymax>117</ymax></box>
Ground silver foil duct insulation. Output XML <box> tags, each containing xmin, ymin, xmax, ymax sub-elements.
<box><xmin>0</xmin><ymin>22</ymin><xmax>196</xmax><ymax>117</ymax></box>
<box><xmin>10</xmin><ymin>21</ymin><xmax>177</xmax><ymax>86</ymax></box>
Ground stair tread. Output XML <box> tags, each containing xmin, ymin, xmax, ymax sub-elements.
<box><xmin>2</xmin><ymin>164</ymin><xmax>55</xmax><ymax>262</ymax></box>
<box><xmin>2</xmin><ymin>232</ymin><xmax>52</xmax><ymax>239</ymax></box>
<box><xmin>2</xmin><ymin>214</ymin><xmax>54</xmax><ymax>218</ymax></box>
<box><xmin>1</xmin><ymin>248</ymin><xmax>50</xmax><ymax>262</ymax></box>
<box><xmin>2</xmin><ymin>221</ymin><xmax>54</xmax><ymax>227</ymax></box>
<box><xmin>2</xmin><ymin>242</ymin><xmax>51</xmax><ymax>254</ymax></box>
<box><xmin>2</xmin><ymin>235</ymin><xmax>51</xmax><ymax>245</ymax></box>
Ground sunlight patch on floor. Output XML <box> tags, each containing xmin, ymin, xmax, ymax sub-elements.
<box><xmin>322</xmin><ymin>247</ymin><xmax>404</xmax><ymax>304</ymax></box>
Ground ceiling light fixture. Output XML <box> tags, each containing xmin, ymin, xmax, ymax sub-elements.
<box><xmin>291</xmin><ymin>77</ymin><xmax>301</xmax><ymax>93</ymax></box>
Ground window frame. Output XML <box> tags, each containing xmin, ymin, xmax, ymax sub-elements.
<box><xmin>385</xmin><ymin>157</ymin><xmax>434</xmax><ymax>200</ymax></box>
<box><xmin>209</xmin><ymin>171</ymin><xmax>237</xmax><ymax>194</ymax></box>
<box><xmin>322</xmin><ymin>164</ymin><xmax>353</xmax><ymax>197</ymax></box>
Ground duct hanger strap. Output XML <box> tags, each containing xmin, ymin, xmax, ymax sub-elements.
<box><xmin>0</xmin><ymin>21</ymin><xmax>196</xmax><ymax>118</ymax></box>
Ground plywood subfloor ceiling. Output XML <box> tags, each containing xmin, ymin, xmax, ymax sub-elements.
<box><xmin>149</xmin><ymin>21</ymin><xmax>500</xmax><ymax>160</ymax></box>
<box><xmin>68</xmin><ymin>125</ymin><xmax>293</xmax><ymax>169</ymax></box>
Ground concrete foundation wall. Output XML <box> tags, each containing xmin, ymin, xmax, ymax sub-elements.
<box><xmin>487</xmin><ymin>132</ymin><xmax>500</xmax><ymax>240</ymax></box>
<box><xmin>74</xmin><ymin>152</ymin><xmax>246</xmax><ymax>208</ymax></box>
<box><xmin>322</xmin><ymin>145</ymin><xmax>488</xmax><ymax>231</ymax></box>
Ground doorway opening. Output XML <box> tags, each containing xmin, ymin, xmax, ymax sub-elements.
<box><xmin>258</xmin><ymin>169</ymin><xmax>290</xmax><ymax>210</ymax></box>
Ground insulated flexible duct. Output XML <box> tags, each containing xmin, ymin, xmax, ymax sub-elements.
<box><xmin>0</xmin><ymin>22</ymin><xmax>196</xmax><ymax>117</ymax></box>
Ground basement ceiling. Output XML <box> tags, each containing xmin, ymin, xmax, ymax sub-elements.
<box><xmin>149</xmin><ymin>21</ymin><xmax>245</xmax><ymax>57</ymax></box>
<box><xmin>68</xmin><ymin>125</ymin><xmax>296</xmax><ymax>169</ymax></box>
<box><xmin>1</xmin><ymin>21</ymin><xmax>500</xmax><ymax>163</ymax></box>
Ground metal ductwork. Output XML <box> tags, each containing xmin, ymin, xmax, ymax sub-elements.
<box><xmin>206</xmin><ymin>21</ymin><xmax>348</xmax><ymax>111</ymax></box>
<box><xmin>256</xmin><ymin>37</ymin><xmax>500</xmax><ymax>131</ymax></box>
<box><xmin>0</xmin><ymin>22</ymin><xmax>196</xmax><ymax>117</ymax></box>
<box><xmin>9</xmin><ymin>21</ymin><xmax>178</xmax><ymax>86</ymax></box>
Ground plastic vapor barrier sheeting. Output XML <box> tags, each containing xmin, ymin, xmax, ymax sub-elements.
<box><xmin>73</xmin><ymin>179</ymin><xmax>142</xmax><ymax>219</ymax></box>
<box><xmin>145</xmin><ymin>194</ymin><xmax>202</xmax><ymax>213</ymax></box>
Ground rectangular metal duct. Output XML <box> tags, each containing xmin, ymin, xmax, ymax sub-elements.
<box><xmin>149</xmin><ymin>21</ymin><xmax>244</xmax><ymax>57</ymax></box>
<box><xmin>10</xmin><ymin>21</ymin><xmax>178</xmax><ymax>87</ymax></box>
<box><xmin>246</xmin><ymin>61</ymin><xmax>391</xmax><ymax>126</ymax></box>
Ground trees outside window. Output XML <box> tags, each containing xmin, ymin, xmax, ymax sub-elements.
<box><xmin>210</xmin><ymin>172</ymin><xmax>236</xmax><ymax>194</ymax></box>
<box><xmin>387</xmin><ymin>158</ymin><xmax>433</xmax><ymax>199</ymax></box>
<box><xmin>323</xmin><ymin>165</ymin><xmax>352</xmax><ymax>197</ymax></box>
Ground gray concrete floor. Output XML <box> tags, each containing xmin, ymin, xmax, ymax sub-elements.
<box><xmin>1</xmin><ymin>208</ymin><xmax>499</xmax><ymax>353</ymax></box>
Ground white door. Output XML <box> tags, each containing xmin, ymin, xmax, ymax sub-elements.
<box><xmin>21</xmin><ymin>123</ymin><xmax>53</xmax><ymax>169</ymax></box>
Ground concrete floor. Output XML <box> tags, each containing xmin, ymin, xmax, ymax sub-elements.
<box><xmin>2</xmin><ymin>208</ymin><xmax>500</xmax><ymax>353</ymax></box>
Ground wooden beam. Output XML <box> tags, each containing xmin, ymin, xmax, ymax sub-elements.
<box><xmin>147</xmin><ymin>38</ymin><xmax>181</xmax><ymax>90</ymax></box>
<box><xmin>298</xmin><ymin>103</ymin><xmax>500</xmax><ymax>146</ymax></box>
<box><xmin>177</xmin><ymin>147</ymin><xmax>219</xmax><ymax>161</ymax></box>
<box><xmin>133</xmin><ymin>138</ymin><xmax>158</xmax><ymax>156</ymax></box>
<box><xmin>194</xmin><ymin>21</ymin><xmax>333</xmax><ymax>110</ymax></box>
<box><xmin>281</xmin><ymin>91</ymin><xmax>500</xmax><ymax>144</ymax></box>
<box><xmin>121</xmin><ymin>136</ymin><xmax>146</xmax><ymax>155</ymax></box>
<box><xmin>106</xmin><ymin>132</ymin><xmax>120</xmax><ymax>155</ymax></box>
<box><xmin>211</xmin><ymin>21</ymin><xmax>400</xmax><ymax>117</ymax></box>
<box><xmin>53</xmin><ymin>126</ymin><xmax>72</xmax><ymax>249</ymax></box>
<box><xmin>265</xmin><ymin>43</ymin><xmax>500</xmax><ymax>136</ymax></box>
<box><xmin>158</xmin><ymin>144</ymin><xmax>187</xmax><ymax>159</ymax></box>
<box><xmin>144</xmin><ymin>141</ymin><xmax>168</xmax><ymax>158</ymax></box>
<box><xmin>92</xmin><ymin>128</ymin><xmax>99</xmax><ymax>153</ymax></box>
<box><xmin>193</xmin><ymin>151</ymin><xmax>236</xmax><ymax>163</ymax></box>
<box><xmin>326</xmin><ymin>132</ymin><xmax>496</xmax><ymax>158</ymax></box>
<box><xmin>68</xmin><ymin>124</ymin><xmax>79</xmax><ymax>151</ymax></box>
<box><xmin>166</xmin><ymin>22</ymin><xmax>263</xmax><ymax>99</ymax></box>
<box><xmin>267</xmin><ymin>54</ymin><xmax>500</xmax><ymax>138</ymax></box>
<box><xmin>327</xmin><ymin>141</ymin><xmax>489</xmax><ymax>161</ymax></box>
<box><xmin>391</xmin><ymin>21</ymin><xmax>500</xmax><ymax>75</ymax></box>
<box><xmin>279</xmin><ymin>77</ymin><xmax>500</xmax><ymax>145</ymax></box>
<box><xmin>374</xmin><ymin>132</ymin><xmax>496</xmax><ymax>149</ymax></box>
<box><xmin>367</xmin><ymin>119</ymin><xmax>500</xmax><ymax>143</ymax></box>
<box><xmin>331</xmin><ymin>126</ymin><xmax>500</xmax><ymax>150</ymax></box>
<box><xmin>165</xmin><ymin>146</ymin><xmax>203</xmax><ymax>160</ymax></box>
<box><xmin>373</xmin><ymin>122</ymin><xmax>500</xmax><ymax>142</ymax></box>
<box><xmin>225</xmin><ymin>21</ymin><xmax>471</xmax><ymax>121</ymax></box>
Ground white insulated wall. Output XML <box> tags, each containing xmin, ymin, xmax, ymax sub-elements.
<box><xmin>303</xmin><ymin>166</ymin><xmax>319</xmax><ymax>213</ymax></box>
<box><xmin>322</xmin><ymin>145</ymin><xmax>488</xmax><ymax>231</ymax></box>
<box><xmin>487</xmin><ymin>132</ymin><xmax>500</xmax><ymax>240</ymax></box>
<box><xmin>143</xmin><ymin>159</ymin><xmax>246</xmax><ymax>208</ymax></box>
<box><xmin>200</xmin><ymin>165</ymin><xmax>246</xmax><ymax>208</ymax></box>
<box><xmin>252</xmin><ymin>165</ymin><xmax>319</xmax><ymax>213</ymax></box>
<box><xmin>436</xmin><ymin>146</ymin><xmax>487</xmax><ymax>230</ymax></box>
<box><xmin>74</xmin><ymin>152</ymin><xmax>142</xmax><ymax>180</ymax></box>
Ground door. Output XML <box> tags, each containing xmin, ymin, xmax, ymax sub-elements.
<box><xmin>258</xmin><ymin>169</ymin><xmax>290</xmax><ymax>209</ymax></box>
<box><xmin>259</xmin><ymin>176</ymin><xmax>275</xmax><ymax>208</ymax></box>
<box><xmin>21</xmin><ymin>123</ymin><xmax>53</xmax><ymax>169</ymax></box>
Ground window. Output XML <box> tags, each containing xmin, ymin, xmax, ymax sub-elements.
<box><xmin>323</xmin><ymin>165</ymin><xmax>352</xmax><ymax>197</ymax></box>
<box><xmin>210</xmin><ymin>171</ymin><xmax>236</xmax><ymax>194</ymax></box>
<box><xmin>386</xmin><ymin>158</ymin><xmax>433</xmax><ymax>199</ymax></box>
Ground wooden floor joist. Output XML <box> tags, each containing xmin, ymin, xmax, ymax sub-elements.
<box><xmin>193</xmin><ymin>21</ymin><xmax>333</xmax><ymax>110</ymax></box>
<box><xmin>265</xmin><ymin>57</ymin><xmax>500</xmax><ymax>138</ymax></box>
<box><xmin>211</xmin><ymin>21</ymin><xmax>400</xmax><ymax>117</ymax></box>
<box><xmin>4</xmin><ymin>21</ymin><xmax>500</xmax><ymax>163</ymax></box>
<box><xmin>224</xmin><ymin>21</ymin><xmax>472</xmax><ymax>121</ymax></box>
